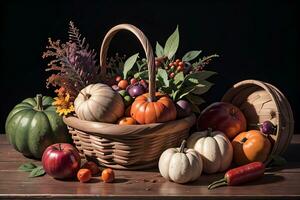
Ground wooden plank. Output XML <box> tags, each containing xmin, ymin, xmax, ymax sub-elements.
<box><xmin>0</xmin><ymin>145</ymin><xmax>37</xmax><ymax>163</ymax></box>
<box><xmin>0</xmin><ymin>135</ymin><xmax>9</xmax><ymax>145</ymax></box>
<box><xmin>0</xmin><ymin>172</ymin><xmax>299</xmax><ymax>198</ymax></box>
<box><xmin>0</xmin><ymin>134</ymin><xmax>299</xmax><ymax>200</ymax></box>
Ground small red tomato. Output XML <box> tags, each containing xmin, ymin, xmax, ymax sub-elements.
<box><xmin>115</xmin><ymin>76</ymin><xmax>122</xmax><ymax>82</ymax></box>
<box><xmin>77</xmin><ymin>169</ymin><xmax>92</xmax><ymax>183</ymax></box>
<box><xmin>130</xmin><ymin>78</ymin><xmax>138</xmax><ymax>85</ymax></box>
<box><xmin>102</xmin><ymin>168</ymin><xmax>115</xmax><ymax>183</ymax></box>
<box><xmin>118</xmin><ymin>80</ymin><xmax>129</xmax><ymax>90</ymax></box>
<box><xmin>168</xmin><ymin>63</ymin><xmax>173</xmax><ymax>67</ymax></box>
<box><xmin>175</xmin><ymin>59</ymin><xmax>181</xmax><ymax>62</ymax></box>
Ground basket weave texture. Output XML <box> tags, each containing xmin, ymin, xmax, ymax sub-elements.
<box><xmin>222</xmin><ymin>79</ymin><xmax>294</xmax><ymax>161</ymax></box>
<box><xmin>63</xmin><ymin>24</ymin><xmax>196</xmax><ymax>170</ymax></box>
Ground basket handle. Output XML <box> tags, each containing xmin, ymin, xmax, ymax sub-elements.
<box><xmin>99</xmin><ymin>24</ymin><xmax>156</xmax><ymax>102</ymax></box>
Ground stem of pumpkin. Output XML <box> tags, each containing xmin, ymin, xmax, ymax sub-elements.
<box><xmin>179</xmin><ymin>140</ymin><xmax>187</xmax><ymax>153</ymax></box>
<box><xmin>241</xmin><ymin>137</ymin><xmax>248</xmax><ymax>143</ymax></box>
<box><xmin>82</xmin><ymin>92</ymin><xmax>91</xmax><ymax>101</ymax></box>
<box><xmin>36</xmin><ymin>94</ymin><xmax>43</xmax><ymax>111</ymax></box>
<box><xmin>207</xmin><ymin>127</ymin><xmax>213</xmax><ymax>136</ymax></box>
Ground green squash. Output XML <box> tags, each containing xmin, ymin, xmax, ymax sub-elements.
<box><xmin>5</xmin><ymin>94</ymin><xmax>71</xmax><ymax>159</ymax></box>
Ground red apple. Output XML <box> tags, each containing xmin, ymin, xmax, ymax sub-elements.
<box><xmin>197</xmin><ymin>102</ymin><xmax>247</xmax><ymax>139</ymax></box>
<box><xmin>42</xmin><ymin>143</ymin><xmax>81</xmax><ymax>179</ymax></box>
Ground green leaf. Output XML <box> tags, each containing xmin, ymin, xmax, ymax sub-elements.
<box><xmin>134</xmin><ymin>70</ymin><xmax>149</xmax><ymax>80</ymax></box>
<box><xmin>178</xmin><ymin>86</ymin><xmax>196</xmax><ymax>100</ymax></box>
<box><xmin>28</xmin><ymin>166</ymin><xmax>45</xmax><ymax>178</ymax></box>
<box><xmin>19</xmin><ymin>163</ymin><xmax>37</xmax><ymax>172</ymax></box>
<box><xmin>156</xmin><ymin>42</ymin><xmax>164</xmax><ymax>57</ymax></box>
<box><xmin>184</xmin><ymin>71</ymin><xmax>217</xmax><ymax>82</ymax></box>
<box><xmin>157</xmin><ymin>69</ymin><xmax>169</xmax><ymax>87</ymax></box>
<box><xmin>182</xmin><ymin>50</ymin><xmax>202</xmax><ymax>62</ymax></box>
<box><xmin>164</xmin><ymin>26</ymin><xmax>179</xmax><ymax>59</ymax></box>
<box><xmin>186</xmin><ymin>77</ymin><xmax>199</xmax><ymax>85</ymax></box>
<box><xmin>123</xmin><ymin>53</ymin><xmax>139</xmax><ymax>79</ymax></box>
<box><xmin>186</xmin><ymin>94</ymin><xmax>205</xmax><ymax>105</ymax></box>
<box><xmin>192</xmin><ymin>81</ymin><xmax>214</xmax><ymax>95</ymax></box>
<box><xmin>174</xmin><ymin>72</ymin><xmax>184</xmax><ymax>85</ymax></box>
<box><xmin>173</xmin><ymin>90</ymin><xmax>180</xmax><ymax>101</ymax></box>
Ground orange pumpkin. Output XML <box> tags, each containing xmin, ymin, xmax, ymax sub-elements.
<box><xmin>130</xmin><ymin>92</ymin><xmax>177</xmax><ymax>124</ymax></box>
<box><xmin>118</xmin><ymin>117</ymin><xmax>137</xmax><ymax>125</ymax></box>
<box><xmin>232</xmin><ymin>130</ymin><xmax>271</xmax><ymax>165</ymax></box>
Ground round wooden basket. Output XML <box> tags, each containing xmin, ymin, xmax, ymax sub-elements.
<box><xmin>63</xmin><ymin>24</ymin><xmax>196</xmax><ymax>170</ymax></box>
<box><xmin>222</xmin><ymin>80</ymin><xmax>294</xmax><ymax>161</ymax></box>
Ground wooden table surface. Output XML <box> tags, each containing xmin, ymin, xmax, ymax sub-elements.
<box><xmin>0</xmin><ymin>134</ymin><xmax>300</xmax><ymax>200</ymax></box>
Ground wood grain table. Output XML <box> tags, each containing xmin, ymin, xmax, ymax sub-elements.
<box><xmin>0</xmin><ymin>134</ymin><xmax>299</xmax><ymax>200</ymax></box>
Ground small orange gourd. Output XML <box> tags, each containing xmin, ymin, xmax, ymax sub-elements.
<box><xmin>130</xmin><ymin>92</ymin><xmax>177</xmax><ymax>124</ymax></box>
<box><xmin>118</xmin><ymin>117</ymin><xmax>137</xmax><ymax>125</ymax></box>
<box><xmin>232</xmin><ymin>130</ymin><xmax>271</xmax><ymax>165</ymax></box>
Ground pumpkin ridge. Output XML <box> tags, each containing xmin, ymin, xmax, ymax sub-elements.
<box><xmin>6</xmin><ymin>109</ymin><xmax>29</xmax><ymax>150</ymax></box>
<box><xmin>28</xmin><ymin>111</ymin><xmax>53</xmax><ymax>158</ymax></box>
<box><xmin>22</xmin><ymin>98</ymin><xmax>37</xmax><ymax>107</ymax></box>
<box><xmin>136</xmin><ymin>101</ymin><xmax>148</xmax><ymax>124</ymax></box>
<box><xmin>86</xmin><ymin>101</ymin><xmax>100</xmax><ymax>121</ymax></box>
<box><xmin>99</xmin><ymin>93</ymin><xmax>123</xmax><ymax>122</ymax></box>
<box><xmin>80</xmin><ymin>103</ymin><xmax>89</xmax><ymax>120</ymax></box>
<box><xmin>105</xmin><ymin>104</ymin><xmax>120</xmax><ymax>123</ymax></box>
<box><xmin>153</xmin><ymin>102</ymin><xmax>161</xmax><ymax>123</ymax></box>
<box><xmin>15</xmin><ymin>102</ymin><xmax>34</xmax><ymax>108</ymax></box>
<box><xmin>111</xmin><ymin>95</ymin><xmax>125</xmax><ymax>116</ymax></box>
<box><xmin>186</xmin><ymin>153</ymin><xmax>196</xmax><ymax>181</ymax></box>
<box><xmin>5</xmin><ymin>106</ymin><xmax>31</xmax><ymax>126</ymax></box>
<box><xmin>214</xmin><ymin>136</ymin><xmax>226</xmax><ymax>171</ymax></box>
<box><xmin>15</xmin><ymin>110</ymin><xmax>36</xmax><ymax>156</ymax></box>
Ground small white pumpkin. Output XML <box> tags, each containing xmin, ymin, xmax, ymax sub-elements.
<box><xmin>74</xmin><ymin>83</ymin><xmax>124</xmax><ymax>123</ymax></box>
<box><xmin>187</xmin><ymin>128</ymin><xmax>233</xmax><ymax>174</ymax></box>
<box><xmin>158</xmin><ymin>140</ymin><xmax>203</xmax><ymax>184</ymax></box>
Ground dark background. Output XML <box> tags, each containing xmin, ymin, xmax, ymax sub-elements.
<box><xmin>0</xmin><ymin>0</ymin><xmax>299</xmax><ymax>133</ymax></box>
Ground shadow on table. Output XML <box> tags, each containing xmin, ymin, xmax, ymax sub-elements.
<box><xmin>284</xmin><ymin>143</ymin><xmax>300</xmax><ymax>162</ymax></box>
<box><xmin>246</xmin><ymin>173</ymin><xmax>285</xmax><ymax>185</ymax></box>
<box><xmin>186</xmin><ymin>173</ymin><xmax>284</xmax><ymax>186</ymax></box>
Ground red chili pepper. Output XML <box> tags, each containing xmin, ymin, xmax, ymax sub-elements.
<box><xmin>208</xmin><ymin>162</ymin><xmax>265</xmax><ymax>190</ymax></box>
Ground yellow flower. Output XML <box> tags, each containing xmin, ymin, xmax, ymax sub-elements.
<box><xmin>53</xmin><ymin>91</ymin><xmax>75</xmax><ymax>116</ymax></box>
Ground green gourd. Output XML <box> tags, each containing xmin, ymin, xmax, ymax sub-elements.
<box><xmin>5</xmin><ymin>94</ymin><xmax>71</xmax><ymax>159</ymax></box>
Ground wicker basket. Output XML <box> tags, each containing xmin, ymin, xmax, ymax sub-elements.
<box><xmin>222</xmin><ymin>80</ymin><xmax>294</xmax><ymax>162</ymax></box>
<box><xmin>63</xmin><ymin>24</ymin><xmax>196</xmax><ymax>170</ymax></box>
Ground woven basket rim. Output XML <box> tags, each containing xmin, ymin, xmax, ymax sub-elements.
<box><xmin>63</xmin><ymin>114</ymin><xmax>196</xmax><ymax>137</ymax></box>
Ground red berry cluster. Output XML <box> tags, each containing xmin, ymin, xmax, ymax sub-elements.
<box><xmin>166</xmin><ymin>59</ymin><xmax>185</xmax><ymax>78</ymax></box>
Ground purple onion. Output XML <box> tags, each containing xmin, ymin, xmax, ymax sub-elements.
<box><xmin>176</xmin><ymin>100</ymin><xmax>192</xmax><ymax>118</ymax></box>
<box><xmin>127</xmin><ymin>84</ymin><xmax>145</xmax><ymax>98</ymax></box>
<box><xmin>260</xmin><ymin>121</ymin><xmax>276</xmax><ymax>135</ymax></box>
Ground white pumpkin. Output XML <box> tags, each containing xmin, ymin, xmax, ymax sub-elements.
<box><xmin>187</xmin><ymin>129</ymin><xmax>233</xmax><ymax>174</ymax></box>
<box><xmin>74</xmin><ymin>83</ymin><xmax>124</xmax><ymax>123</ymax></box>
<box><xmin>158</xmin><ymin>140</ymin><xmax>203</xmax><ymax>184</ymax></box>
